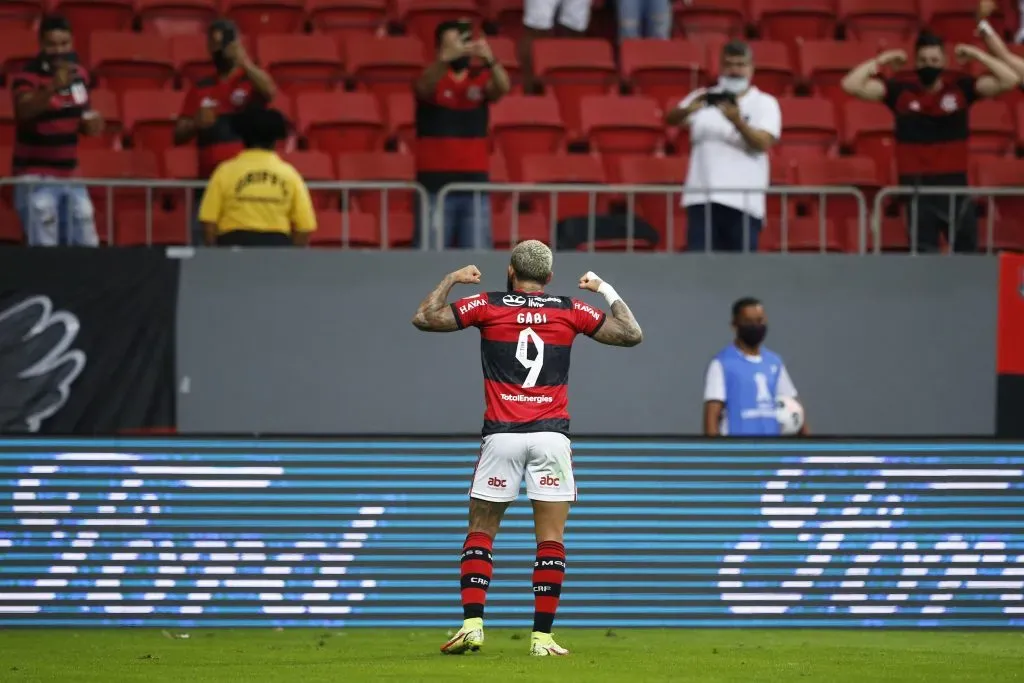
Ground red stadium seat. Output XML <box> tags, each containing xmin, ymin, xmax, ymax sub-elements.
<box><xmin>975</xmin><ymin>158</ymin><xmax>1024</xmax><ymax>251</ymax></box>
<box><xmin>78</xmin><ymin>149</ymin><xmax>161</xmax><ymax>219</ymax></box>
<box><xmin>223</xmin><ymin>0</ymin><xmax>306</xmax><ymax>36</ymax></box>
<box><xmin>336</xmin><ymin>152</ymin><xmax>417</xmax><ymax>220</ymax></box>
<box><xmin>620</xmin><ymin>40</ymin><xmax>708</xmax><ymax>104</ymax></box>
<box><xmin>674</xmin><ymin>0</ymin><xmax>747</xmax><ymax>38</ymax></box>
<box><xmin>162</xmin><ymin>147</ymin><xmax>199</xmax><ymax>179</ymax></box>
<box><xmin>309</xmin><ymin>210</ymin><xmax>393</xmax><ymax>248</ymax></box>
<box><xmin>751</xmin><ymin>0</ymin><xmax>837</xmax><ymax>44</ymax></box>
<box><xmin>487</xmin><ymin>0</ymin><xmax>527</xmax><ymax>43</ymax></box>
<box><xmin>395</xmin><ymin>0</ymin><xmax>482</xmax><ymax>51</ymax></box>
<box><xmin>257</xmin><ymin>34</ymin><xmax>344</xmax><ymax>95</ymax></box>
<box><xmin>794</xmin><ymin>156</ymin><xmax>880</xmax><ymax>237</ymax></box>
<box><xmin>760</xmin><ymin>217</ymin><xmax>844</xmax><ymax>252</ymax></box>
<box><xmin>306</xmin><ymin>0</ymin><xmax>388</xmax><ymax>40</ymax></box>
<box><xmin>114</xmin><ymin>207</ymin><xmax>190</xmax><ymax>246</ymax></box>
<box><xmin>385</xmin><ymin>92</ymin><xmax>415</xmax><ymax>152</ymax></box>
<box><xmin>0</xmin><ymin>204</ymin><xmax>23</xmax><ymax>243</ymax></box>
<box><xmin>921</xmin><ymin>0</ymin><xmax>993</xmax><ymax>45</ymax></box>
<box><xmin>0</xmin><ymin>2</ymin><xmax>40</xmax><ymax>31</ymax></box>
<box><xmin>839</xmin><ymin>0</ymin><xmax>920</xmax><ymax>44</ymax></box>
<box><xmin>776</xmin><ymin>97</ymin><xmax>838</xmax><ymax>164</ymax></box>
<box><xmin>281</xmin><ymin>150</ymin><xmax>336</xmax><ymax>209</ymax></box>
<box><xmin>970</xmin><ymin>100</ymin><xmax>1015</xmax><ymax>158</ymax></box>
<box><xmin>519</xmin><ymin>153</ymin><xmax>609</xmax><ymax>223</ymax></box>
<box><xmin>344</xmin><ymin>35</ymin><xmax>425</xmax><ymax>106</ymax></box>
<box><xmin>123</xmin><ymin>89</ymin><xmax>186</xmax><ymax>155</ymax></box>
<box><xmin>0</xmin><ymin>91</ymin><xmax>14</xmax><ymax>148</ymax></box>
<box><xmin>90</xmin><ymin>33</ymin><xmax>176</xmax><ymax>97</ymax></box>
<box><xmin>578</xmin><ymin>95</ymin><xmax>663</xmax><ymax>180</ymax></box>
<box><xmin>713</xmin><ymin>40</ymin><xmax>794</xmax><ymax>97</ymax></box>
<box><xmin>80</xmin><ymin>88</ymin><xmax>123</xmax><ymax>150</ymax></box>
<box><xmin>296</xmin><ymin>92</ymin><xmax>385</xmax><ymax>155</ymax></box>
<box><xmin>799</xmin><ymin>40</ymin><xmax>881</xmax><ymax>103</ymax></box>
<box><xmin>842</xmin><ymin>100</ymin><xmax>896</xmax><ymax>184</ymax></box>
<box><xmin>532</xmin><ymin>39</ymin><xmax>617</xmax><ymax>133</ymax></box>
<box><xmin>486</xmin><ymin>37</ymin><xmax>521</xmax><ymax>88</ymax></box>
<box><xmin>490</xmin><ymin>94</ymin><xmax>566</xmax><ymax>181</ymax></box>
<box><xmin>52</xmin><ymin>0</ymin><xmax>135</xmax><ymax>58</ymax></box>
<box><xmin>617</xmin><ymin>155</ymin><xmax>687</xmax><ymax>251</ymax></box>
<box><xmin>137</xmin><ymin>0</ymin><xmax>219</xmax><ymax>37</ymax></box>
<box><xmin>0</xmin><ymin>28</ymin><xmax>37</xmax><ymax>81</ymax></box>
<box><xmin>492</xmin><ymin>209</ymin><xmax>550</xmax><ymax>248</ymax></box>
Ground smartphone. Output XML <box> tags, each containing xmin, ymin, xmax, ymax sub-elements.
<box><xmin>455</xmin><ymin>20</ymin><xmax>473</xmax><ymax>42</ymax></box>
<box><xmin>705</xmin><ymin>91</ymin><xmax>736</xmax><ymax>106</ymax></box>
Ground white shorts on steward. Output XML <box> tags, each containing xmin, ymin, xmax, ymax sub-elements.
<box><xmin>471</xmin><ymin>432</ymin><xmax>577</xmax><ymax>503</ymax></box>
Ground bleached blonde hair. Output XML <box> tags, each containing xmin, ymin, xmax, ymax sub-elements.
<box><xmin>509</xmin><ymin>240</ymin><xmax>553</xmax><ymax>284</ymax></box>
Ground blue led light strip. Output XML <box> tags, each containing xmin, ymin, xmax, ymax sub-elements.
<box><xmin>0</xmin><ymin>439</ymin><xmax>1022</xmax><ymax>628</ymax></box>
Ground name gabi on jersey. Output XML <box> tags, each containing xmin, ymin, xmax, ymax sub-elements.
<box><xmin>516</xmin><ymin>312</ymin><xmax>547</xmax><ymax>324</ymax></box>
<box><xmin>573</xmin><ymin>300</ymin><xmax>601</xmax><ymax>322</ymax></box>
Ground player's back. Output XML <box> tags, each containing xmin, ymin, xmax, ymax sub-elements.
<box><xmin>450</xmin><ymin>290</ymin><xmax>606</xmax><ymax>436</ymax></box>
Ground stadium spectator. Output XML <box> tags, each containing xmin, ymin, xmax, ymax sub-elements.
<box><xmin>617</xmin><ymin>0</ymin><xmax>671</xmax><ymax>40</ymax></box>
<box><xmin>977</xmin><ymin>1</ymin><xmax>1024</xmax><ymax>81</ymax></box>
<box><xmin>198</xmin><ymin>108</ymin><xmax>315</xmax><ymax>247</ymax></box>
<box><xmin>841</xmin><ymin>33</ymin><xmax>1017</xmax><ymax>253</ymax></box>
<box><xmin>703</xmin><ymin>297</ymin><xmax>806</xmax><ymax>437</ymax></box>
<box><xmin>667</xmin><ymin>40</ymin><xmax>781</xmax><ymax>252</ymax></box>
<box><xmin>520</xmin><ymin>0</ymin><xmax>593</xmax><ymax>91</ymax></box>
<box><xmin>174</xmin><ymin>19</ymin><xmax>277</xmax><ymax>246</ymax></box>
<box><xmin>413</xmin><ymin>19</ymin><xmax>510</xmax><ymax>249</ymax></box>
<box><xmin>10</xmin><ymin>15</ymin><xmax>104</xmax><ymax>247</ymax></box>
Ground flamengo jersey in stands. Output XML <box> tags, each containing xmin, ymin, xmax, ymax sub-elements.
<box><xmin>451</xmin><ymin>290</ymin><xmax>606</xmax><ymax>436</ymax></box>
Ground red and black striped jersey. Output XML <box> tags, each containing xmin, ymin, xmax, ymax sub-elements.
<box><xmin>884</xmin><ymin>72</ymin><xmax>976</xmax><ymax>182</ymax></box>
<box><xmin>451</xmin><ymin>290</ymin><xmax>606</xmax><ymax>436</ymax></box>
<box><xmin>10</xmin><ymin>58</ymin><xmax>92</xmax><ymax>177</ymax></box>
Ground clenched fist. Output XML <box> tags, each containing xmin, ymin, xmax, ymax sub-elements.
<box><xmin>452</xmin><ymin>265</ymin><xmax>482</xmax><ymax>284</ymax></box>
<box><xmin>578</xmin><ymin>271</ymin><xmax>603</xmax><ymax>292</ymax></box>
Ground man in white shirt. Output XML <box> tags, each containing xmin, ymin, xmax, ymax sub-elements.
<box><xmin>666</xmin><ymin>41</ymin><xmax>781</xmax><ymax>252</ymax></box>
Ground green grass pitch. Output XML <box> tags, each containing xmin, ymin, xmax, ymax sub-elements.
<box><xmin>1</xmin><ymin>629</ymin><xmax>1022</xmax><ymax>682</ymax></box>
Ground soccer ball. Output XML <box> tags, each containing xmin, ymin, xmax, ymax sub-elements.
<box><xmin>776</xmin><ymin>396</ymin><xmax>804</xmax><ymax>436</ymax></box>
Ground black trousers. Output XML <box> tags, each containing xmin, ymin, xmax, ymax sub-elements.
<box><xmin>901</xmin><ymin>175</ymin><xmax>977</xmax><ymax>253</ymax></box>
<box><xmin>216</xmin><ymin>230</ymin><xmax>293</xmax><ymax>247</ymax></box>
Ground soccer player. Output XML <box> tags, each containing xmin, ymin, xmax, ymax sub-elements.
<box><xmin>703</xmin><ymin>297</ymin><xmax>807</xmax><ymax>437</ymax></box>
<box><xmin>411</xmin><ymin>240</ymin><xmax>643</xmax><ymax>657</ymax></box>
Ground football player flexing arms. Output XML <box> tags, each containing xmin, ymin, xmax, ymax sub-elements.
<box><xmin>412</xmin><ymin>240</ymin><xmax>643</xmax><ymax>657</ymax></box>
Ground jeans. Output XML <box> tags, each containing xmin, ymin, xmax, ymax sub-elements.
<box><xmin>414</xmin><ymin>191</ymin><xmax>492</xmax><ymax>249</ymax></box>
<box><xmin>617</xmin><ymin>0</ymin><xmax>672</xmax><ymax>40</ymax></box>
<box><xmin>14</xmin><ymin>178</ymin><xmax>98</xmax><ymax>246</ymax></box>
<box><xmin>686</xmin><ymin>202</ymin><xmax>762</xmax><ymax>252</ymax></box>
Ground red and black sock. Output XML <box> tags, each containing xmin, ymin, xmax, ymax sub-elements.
<box><xmin>532</xmin><ymin>540</ymin><xmax>566</xmax><ymax>633</ymax></box>
<box><xmin>460</xmin><ymin>531</ymin><xmax>494</xmax><ymax>619</ymax></box>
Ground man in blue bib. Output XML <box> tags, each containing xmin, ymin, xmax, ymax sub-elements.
<box><xmin>703</xmin><ymin>297</ymin><xmax>806</xmax><ymax>436</ymax></box>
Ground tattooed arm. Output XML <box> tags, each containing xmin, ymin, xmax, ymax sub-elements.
<box><xmin>578</xmin><ymin>271</ymin><xmax>643</xmax><ymax>347</ymax></box>
<box><xmin>411</xmin><ymin>265</ymin><xmax>482</xmax><ymax>332</ymax></box>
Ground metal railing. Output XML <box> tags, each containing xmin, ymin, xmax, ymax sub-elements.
<box><xmin>5</xmin><ymin>176</ymin><xmax>1023</xmax><ymax>254</ymax></box>
<box><xmin>0</xmin><ymin>177</ymin><xmax>431</xmax><ymax>249</ymax></box>
<box><xmin>435</xmin><ymin>183</ymin><xmax>869</xmax><ymax>253</ymax></box>
<box><xmin>872</xmin><ymin>186</ymin><xmax>1024</xmax><ymax>255</ymax></box>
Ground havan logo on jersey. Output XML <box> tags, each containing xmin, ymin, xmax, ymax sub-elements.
<box><xmin>459</xmin><ymin>298</ymin><xmax>486</xmax><ymax>315</ymax></box>
<box><xmin>573</xmin><ymin>300</ymin><xmax>601</xmax><ymax>322</ymax></box>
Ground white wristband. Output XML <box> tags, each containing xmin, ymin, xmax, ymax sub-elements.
<box><xmin>978</xmin><ymin>19</ymin><xmax>995</xmax><ymax>36</ymax></box>
<box><xmin>586</xmin><ymin>271</ymin><xmax>621</xmax><ymax>307</ymax></box>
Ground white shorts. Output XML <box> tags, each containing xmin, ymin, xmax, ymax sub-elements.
<box><xmin>470</xmin><ymin>432</ymin><xmax>577</xmax><ymax>503</ymax></box>
<box><xmin>523</xmin><ymin>0</ymin><xmax>593</xmax><ymax>33</ymax></box>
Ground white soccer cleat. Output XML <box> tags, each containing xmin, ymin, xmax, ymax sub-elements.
<box><xmin>440</xmin><ymin>618</ymin><xmax>484</xmax><ymax>655</ymax></box>
<box><xmin>529</xmin><ymin>632</ymin><xmax>570</xmax><ymax>656</ymax></box>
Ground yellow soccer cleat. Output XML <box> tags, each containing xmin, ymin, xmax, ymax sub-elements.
<box><xmin>529</xmin><ymin>631</ymin><xmax>569</xmax><ymax>657</ymax></box>
<box><xmin>440</xmin><ymin>618</ymin><xmax>484</xmax><ymax>655</ymax></box>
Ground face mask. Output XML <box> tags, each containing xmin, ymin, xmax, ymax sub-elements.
<box><xmin>736</xmin><ymin>323</ymin><xmax>767</xmax><ymax>347</ymax></box>
<box><xmin>717</xmin><ymin>75</ymin><xmax>750</xmax><ymax>95</ymax></box>
<box><xmin>917</xmin><ymin>66</ymin><xmax>942</xmax><ymax>87</ymax></box>
<box><xmin>450</xmin><ymin>56</ymin><xmax>471</xmax><ymax>72</ymax></box>
<box><xmin>40</xmin><ymin>51</ymin><xmax>79</xmax><ymax>71</ymax></box>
